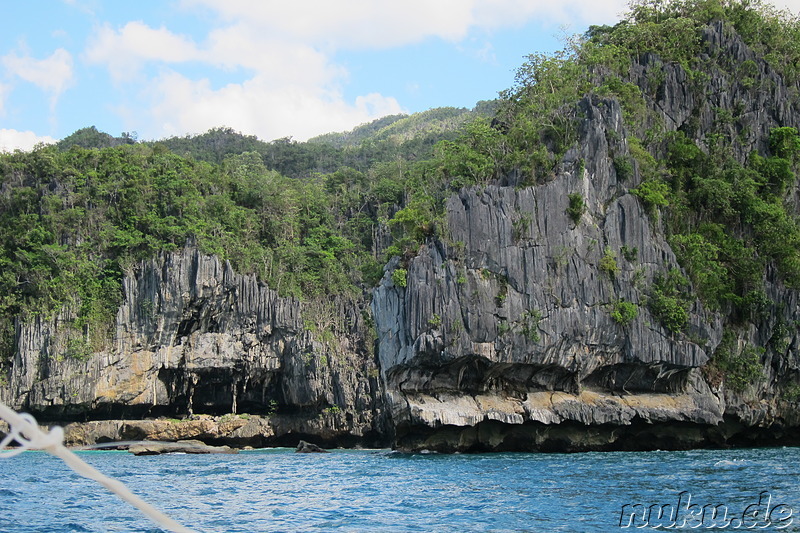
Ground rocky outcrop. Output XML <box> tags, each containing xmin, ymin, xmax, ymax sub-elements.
<box><xmin>628</xmin><ymin>20</ymin><xmax>800</xmax><ymax>161</ymax></box>
<box><xmin>3</xmin><ymin>19</ymin><xmax>800</xmax><ymax>454</ymax></box>
<box><xmin>372</xmin><ymin>97</ymin><xmax>727</xmax><ymax>451</ymax></box>
<box><xmin>0</xmin><ymin>247</ymin><xmax>387</xmax><ymax>448</ymax></box>
<box><xmin>295</xmin><ymin>440</ymin><xmax>329</xmax><ymax>453</ymax></box>
<box><xmin>60</xmin><ymin>415</ymin><xmax>271</xmax><ymax>448</ymax></box>
<box><xmin>128</xmin><ymin>440</ymin><xmax>238</xmax><ymax>455</ymax></box>
<box><xmin>370</xmin><ymin>21</ymin><xmax>800</xmax><ymax>452</ymax></box>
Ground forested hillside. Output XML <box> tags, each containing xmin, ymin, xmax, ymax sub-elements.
<box><xmin>0</xmin><ymin>103</ymin><xmax>492</xmax><ymax>369</ymax></box>
<box><xmin>2</xmin><ymin>0</ymin><xmax>800</xmax><ymax>450</ymax></box>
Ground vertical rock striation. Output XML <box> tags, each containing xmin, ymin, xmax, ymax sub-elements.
<box><xmin>373</xmin><ymin>97</ymin><xmax>728</xmax><ymax>451</ymax></box>
<box><xmin>3</xmin><ymin>19</ymin><xmax>800</xmax><ymax>452</ymax></box>
<box><xmin>1</xmin><ymin>247</ymin><xmax>387</xmax><ymax>447</ymax></box>
<box><xmin>371</xmin><ymin>21</ymin><xmax>800</xmax><ymax>452</ymax></box>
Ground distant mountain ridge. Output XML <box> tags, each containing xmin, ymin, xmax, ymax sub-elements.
<box><xmin>308</xmin><ymin>103</ymin><xmax>497</xmax><ymax>148</ymax></box>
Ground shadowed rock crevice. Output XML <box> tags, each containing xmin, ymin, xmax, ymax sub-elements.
<box><xmin>371</xmin><ymin>20</ymin><xmax>800</xmax><ymax>452</ymax></box>
<box><xmin>3</xmin><ymin>17</ymin><xmax>800</xmax><ymax>453</ymax></box>
<box><xmin>393</xmin><ymin>418</ymin><xmax>800</xmax><ymax>453</ymax></box>
<box><xmin>0</xmin><ymin>247</ymin><xmax>388</xmax><ymax>448</ymax></box>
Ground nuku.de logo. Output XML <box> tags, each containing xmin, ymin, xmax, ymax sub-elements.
<box><xmin>619</xmin><ymin>491</ymin><xmax>793</xmax><ymax>529</ymax></box>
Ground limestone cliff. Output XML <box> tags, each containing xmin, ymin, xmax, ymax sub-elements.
<box><xmin>371</xmin><ymin>21</ymin><xmax>800</xmax><ymax>451</ymax></box>
<box><xmin>372</xmin><ymin>99</ymin><xmax>728</xmax><ymax>451</ymax></box>
<box><xmin>0</xmin><ymin>247</ymin><xmax>387</xmax><ymax>447</ymax></box>
<box><xmin>3</xmin><ymin>18</ymin><xmax>800</xmax><ymax>453</ymax></box>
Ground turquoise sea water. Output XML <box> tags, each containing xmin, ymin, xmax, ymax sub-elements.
<box><xmin>0</xmin><ymin>447</ymin><xmax>798</xmax><ymax>532</ymax></box>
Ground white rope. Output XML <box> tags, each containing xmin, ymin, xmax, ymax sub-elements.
<box><xmin>0</xmin><ymin>401</ymin><xmax>196</xmax><ymax>533</ymax></box>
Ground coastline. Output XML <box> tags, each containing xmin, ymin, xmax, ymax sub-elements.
<box><xmin>4</xmin><ymin>410</ymin><xmax>798</xmax><ymax>454</ymax></box>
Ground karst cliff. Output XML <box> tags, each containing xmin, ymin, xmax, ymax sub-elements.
<box><xmin>2</xmin><ymin>11</ymin><xmax>800</xmax><ymax>451</ymax></box>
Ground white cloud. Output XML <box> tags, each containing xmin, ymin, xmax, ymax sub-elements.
<box><xmin>85</xmin><ymin>21</ymin><xmax>343</xmax><ymax>86</ymax></box>
<box><xmin>774</xmin><ymin>0</ymin><xmax>800</xmax><ymax>12</ymax></box>
<box><xmin>180</xmin><ymin>0</ymin><xmax>631</xmax><ymax>49</ymax></box>
<box><xmin>85</xmin><ymin>22</ymin><xmax>199</xmax><ymax>81</ymax></box>
<box><xmin>204</xmin><ymin>24</ymin><xmax>342</xmax><ymax>85</ymax></box>
<box><xmin>143</xmin><ymin>70</ymin><xmax>403</xmax><ymax>141</ymax></box>
<box><xmin>0</xmin><ymin>129</ymin><xmax>56</xmax><ymax>152</ymax></box>
<box><xmin>180</xmin><ymin>0</ymin><xmax>475</xmax><ymax>49</ymax></box>
<box><xmin>83</xmin><ymin>0</ymin><xmax>666</xmax><ymax>142</ymax></box>
<box><xmin>2</xmin><ymin>48</ymin><xmax>74</xmax><ymax>110</ymax></box>
<box><xmin>85</xmin><ymin>18</ymin><xmax>405</xmax><ymax>140</ymax></box>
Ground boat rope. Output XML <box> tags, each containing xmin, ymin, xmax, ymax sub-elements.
<box><xmin>0</xmin><ymin>400</ymin><xmax>196</xmax><ymax>533</ymax></box>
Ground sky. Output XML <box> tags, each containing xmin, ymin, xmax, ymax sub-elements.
<box><xmin>1</xmin><ymin>0</ymin><xmax>798</xmax><ymax>151</ymax></box>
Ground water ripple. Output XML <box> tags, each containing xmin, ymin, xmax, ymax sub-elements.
<box><xmin>0</xmin><ymin>448</ymin><xmax>797</xmax><ymax>532</ymax></box>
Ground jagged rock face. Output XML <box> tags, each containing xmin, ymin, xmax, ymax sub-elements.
<box><xmin>629</xmin><ymin>21</ymin><xmax>800</xmax><ymax>161</ymax></box>
<box><xmin>1</xmin><ymin>247</ymin><xmax>387</xmax><ymax>447</ymax></box>
<box><xmin>4</xmin><ymin>20</ymin><xmax>800</xmax><ymax>453</ymax></box>
<box><xmin>372</xmin><ymin>97</ymin><xmax>728</xmax><ymax>451</ymax></box>
<box><xmin>371</xmin><ymin>22</ymin><xmax>800</xmax><ymax>452</ymax></box>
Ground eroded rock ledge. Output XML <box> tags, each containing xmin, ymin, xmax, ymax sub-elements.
<box><xmin>392</xmin><ymin>389</ymin><xmax>800</xmax><ymax>452</ymax></box>
<box><xmin>61</xmin><ymin>413</ymin><xmax>364</xmax><ymax>449</ymax></box>
<box><xmin>1</xmin><ymin>246</ymin><xmax>388</xmax><ymax>449</ymax></box>
<box><xmin>3</xmin><ymin>20</ymin><xmax>800</xmax><ymax>455</ymax></box>
<box><xmin>128</xmin><ymin>440</ymin><xmax>237</xmax><ymax>455</ymax></box>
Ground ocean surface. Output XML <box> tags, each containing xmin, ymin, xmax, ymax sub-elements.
<box><xmin>0</xmin><ymin>446</ymin><xmax>798</xmax><ymax>532</ymax></box>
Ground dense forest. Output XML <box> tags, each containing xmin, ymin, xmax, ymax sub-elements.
<box><xmin>1</xmin><ymin>0</ymin><xmax>800</xmax><ymax>396</ymax></box>
<box><xmin>0</xmin><ymin>103</ymin><xmax>495</xmax><ymax>364</ymax></box>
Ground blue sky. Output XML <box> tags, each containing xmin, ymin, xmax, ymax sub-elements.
<box><xmin>1</xmin><ymin>0</ymin><xmax>797</xmax><ymax>150</ymax></box>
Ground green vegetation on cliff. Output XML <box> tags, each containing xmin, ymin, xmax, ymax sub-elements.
<box><xmin>156</xmin><ymin>106</ymin><xmax>485</xmax><ymax>178</ymax></box>
<box><xmin>1</xmin><ymin>0</ymin><xmax>799</xmax><ymax>404</ymax></box>
<box><xmin>0</xmin><ymin>106</ymin><xmax>485</xmax><ymax>361</ymax></box>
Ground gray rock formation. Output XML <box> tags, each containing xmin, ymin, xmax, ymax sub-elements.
<box><xmin>2</xmin><ymin>19</ymin><xmax>800</xmax><ymax>453</ymax></box>
<box><xmin>60</xmin><ymin>415</ymin><xmax>273</xmax><ymax>448</ymax></box>
<box><xmin>370</xmin><ymin>21</ymin><xmax>800</xmax><ymax>452</ymax></box>
<box><xmin>128</xmin><ymin>440</ymin><xmax>238</xmax><ymax>455</ymax></box>
<box><xmin>295</xmin><ymin>439</ymin><xmax>328</xmax><ymax>453</ymax></box>
<box><xmin>1</xmin><ymin>247</ymin><xmax>387</xmax><ymax>448</ymax></box>
<box><xmin>372</xmin><ymin>97</ymin><xmax>726</xmax><ymax>451</ymax></box>
<box><xmin>628</xmin><ymin>20</ymin><xmax>800</xmax><ymax>161</ymax></box>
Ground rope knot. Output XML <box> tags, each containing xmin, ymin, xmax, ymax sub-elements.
<box><xmin>0</xmin><ymin>412</ymin><xmax>64</xmax><ymax>457</ymax></box>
